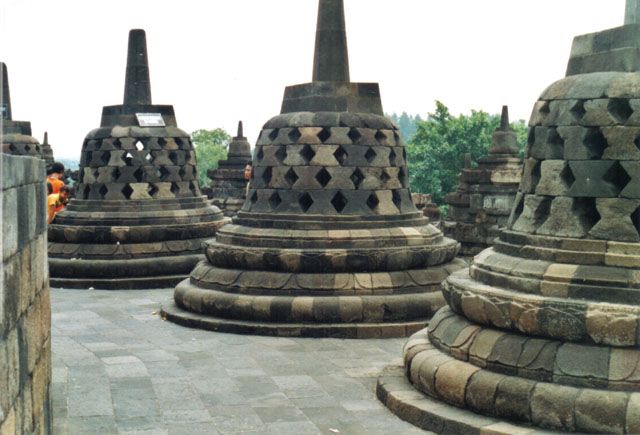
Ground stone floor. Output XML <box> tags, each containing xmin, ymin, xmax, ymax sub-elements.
<box><xmin>51</xmin><ymin>288</ymin><xmax>428</xmax><ymax>435</ymax></box>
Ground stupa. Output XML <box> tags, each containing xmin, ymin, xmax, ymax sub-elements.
<box><xmin>207</xmin><ymin>121</ymin><xmax>252</xmax><ymax>216</ymax></box>
<box><xmin>48</xmin><ymin>30</ymin><xmax>229</xmax><ymax>290</ymax></box>
<box><xmin>378</xmin><ymin>2</ymin><xmax>640</xmax><ymax>433</ymax></box>
<box><xmin>41</xmin><ymin>132</ymin><xmax>55</xmax><ymax>166</ymax></box>
<box><xmin>161</xmin><ymin>0</ymin><xmax>465</xmax><ymax>338</ymax></box>
<box><xmin>443</xmin><ymin>107</ymin><xmax>522</xmax><ymax>257</ymax></box>
<box><xmin>1</xmin><ymin>62</ymin><xmax>42</xmax><ymax>159</ymax></box>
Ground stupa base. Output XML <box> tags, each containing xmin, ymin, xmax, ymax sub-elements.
<box><xmin>376</xmin><ymin>365</ymin><xmax>551</xmax><ymax>435</ymax></box>
<box><xmin>49</xmin><ymin>254</ymin><xmax>204</xmax><ymax>290</ymax></box>
<box><xmin>160</xmin><ymin>301</ymin><xmax>427</xmax><ymax>338</ymax></box>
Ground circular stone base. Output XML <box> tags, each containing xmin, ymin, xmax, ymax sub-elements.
<box><xmin>50</xmin><ymin>274</ymin><xmax>186</xmax><ymax>290</ymax></box>
<box><xmin>160</xmin><ymin>301</ymin><xmax>427</xmax><ymax>338</ymax></box>
<box><xmin>376</xmin><ymin>365</ymin><xmax>552</xmax><ymax>435</ymax></box>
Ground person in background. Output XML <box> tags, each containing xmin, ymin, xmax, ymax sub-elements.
<box><xmin>46</xmin><ymin>162</ymin><xmax>66</xmax><ymax>194</ymax></box>
<box><xmin>48</xmin><ymin>185</ymin><xmax>70</xmax><ymax>224</ymax></box>
<box><xmin>244</xmin><ymin>162</ymin><xmax>253</xmax><ymax>196</ymax></box>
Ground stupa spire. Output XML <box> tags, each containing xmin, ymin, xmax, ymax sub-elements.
<box><xmin>312</xmin><ymin>0</ymin><xmax>350</xmax><ymax>82</ymax></box>
<box><xmin>123</xmin><ymin>29</ymin><xmax>152</xmax><ymax>106</ymax></box>
<box><xmin>43</xmin><ymin>131</ymin><xmax>48</xmax><ymax>145</ymax></box>
<box><xmin>237</xmin><ymin>120</ymin><xmax>244</xmax><ymax>138</ymax></box>
<box><xmin>1</xmin><ymin>62</ymin><xmax>12</xmax><ymax>120</ymax></box>
<box><xmin>625</xmin><ymin>0</ymin><xmax>640</xmax><ymax>24</ymax></box>
<box><xmin>499</xmin><ymin>105</ymin><xmax>509</xmax><ymax>130</ymax></box>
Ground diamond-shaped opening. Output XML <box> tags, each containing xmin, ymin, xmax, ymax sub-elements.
<box><xmin>527</xmin><ymin>128</ymin><xmax>536</xmax><ymax>151</ymax></box>
<box><xmin>94</xmin><ymin>139</ymin><xmax>103</xmax><ymax>150</ymax></box>
<box><xmin>570</xmin><ymin>100</ymin><xmax>586</xmax><ymax>121</ymax></box>
<box><xmin>175</xmin><ymin>138</ymin><xmax>184</xmax><ymax>149</ymax></box>
<box><xmin>112</xmin><ymin>167</ymin><xmax>121</xmax><ymax>182</ymax></box>
<box><xmin>269</xmin><ymin>192</ymin><xmax>282</xmax><ymax>209</ymax></box>
<box><xmin>350</xmin><ymin>168</ymin><xmax>365</xmax><ymax>188</ymax></box>
<box><xmin>348</xmin><ymin>128</ymin><xmax>362</xmax><ymax>144</ymax></box>
<box><xmin>112</xmin><ymin>138</ymin><xmax>121</xmax><ymax>149</ymax></box>
<box><xmin>375</xmin><ymin>130</ymin><xmax>387</xmax><ymax>144</ymax></box>
<box><xmin>389</xmin><ymin>149</ymin><xmax>397</xmax><ymax>166</ymax></box>
<box><xmin>135</xmin><ymin>140</ymin><xmax>144</xmax><ymax>151</ymax></box>
<box><xmin>366</xmin><ymin>193</ymin><xmax>379</xmax><ymax>210</ymax></box>
<box><xmin>603</xmin><ymin>161</ymin><xmax>631</xmax><ymax>194</ymax></box>
<box><xmin>169</xmin><ymin>151</ymin><xmax>179</xmax><ymax>165</ymax></box>
<box><xmin>268</xmin><ymin>129</ymin><xmax>279</xmax><ymax>141</ymax></box>
<box><xmin>381</xmin><ymin>170</ymin><xmax>391</xmax><ymax>184</ymax></box>
<box><xmin>392</xmin><ymin>189</ymin><xmax>402</xmax><ymax>210</ymax></box>
<box><xmin>145</xmin><ymin>152</ymin><xmax>153</xmax><ymax>163</ymax></box>
<box><xmin>170</xmin><ymin>183</ymin><xmax>180</xmax><ymax>196</ymax></box>
<box><xmin>134</xmin><ymin>167</ymin><xmax>144</xmax><ymax>182</ymax></box>
<box><xmin>559</xmin><ymin>164</ymin><xmax>575</xmax><ymax>189</ymax></box>
<box><xmin>284</xmin><ymin>168</ymin><xmax>299</xmax><ymax>186</ymax></box>
<box><xmin>8</xmin><ymin>144</ymin><xmax>16</xmax><ymax>153</ymax></box>
<box><xmin>315</xmin><ymin>168</ymin><xmax>332</xmax><ymax>187</ymax></box>
<box><xmin>262</xmin><ymin>166</ymin><xmax>273</xmax><ymax>185</ymax></box>
<box><xmin>300</xmin><ymin>144</ymin><xmax>316</xmax><ymax>164</ymax></box>
<box><xmin>299</xmin><ymin>193</ymin><xmax>314</xmax><ymax>212</ymax></box>
<box><xmin>179</xmin><ymin>167</ymin><xmax>186</xmax><ymax>178</ymax></box>
<box><xmin>147</xmin><ymin>184</ymin><xmax>158</xmax><ymax>197</ymax></box>
<box><xmin>527</xmin><ymin>160</ymin><xmax>542</xmax><ymax>192</ymax></box>
<box><xmin>122</xmin><ymin>184</ymin><xmax>134</xmax><ymax>199</ymax></box>
<box><xmin>288</xmin><ymin>128</ymin><xmax>301</xmax><ymax>143</ymax></box>
<box><xmin>83</xmin><ymin>185</ymin><xmax>91</xmax><ymax>199</ymax></box>
<box><xmin>101</xmin><ymin>151</ymin><xmax>111</xmax><ymax>165</ymax></box>
<box><xmin>99</xmin><ymin>185</ymin><xmax>108</xmax><ymax>197</ymax></box>
<box><xmin>158</xmin><ymin>137</ymin><xmax>167</xmax><ymax>147</ymax></box>
<box><xmin>334</xmin><ymin>146</ymin><xmax>348</xmax><ymax>165</ymax></box>
<box><xmin>608</xmin><ymin>98</ymin><xmax>633</xmax><ymax>124</ymax></box>
<box><xmin>539</xmin><ymin>101</ymin><xmax>551</xmax><ymax>116</ymax></box>
<box><xmin>189</xmin><ymin>181</ymin><xmax>197</xmax><ymax>195</ymax></box>
<box><xmin>92</xmin><ymin>169</ymin><xmax>100</xmax><ymax>180</ymax></box>
<box><xmin>250</xmin><ymin>190</ymin><xmax>258</xmax><ymax>204</ymax></box>
<box><xmin>584</xmin><ymin>128</ymin><xmax>608</xmax><ymax>159</ymax></box>
<box><xmin>25</xmin><ymin>145</ymin><xmax>31</xmax><ymax>153</ymax></box>
<box><xmin>256</xmin><ymin>146</ymin><xmax>265</xmax><ymax>161</ymax></box>
<box><xmin>124</xmin><ymin>152</ymin><xmax>134</xmax><ymax>166</ymax></box>
<box><xmin>331</xmin><ymin>192</ymin><xmax>348</xmax><ymax>213</ymax></box>
<box><xmin>365</xmin><ymin>147</ymin><xmax>377</xmax><ymax>163</ymax></box>
<box><xmin>547</xmin><ymin>128</ymin><xmax>565</xmax><ymax>159</ymax></box>
<box><xmin>275</xmin><ymin>146</ymin><xmax>288</xmax><ymax>163</ymax></box>
<box><xmin>159</xmin><ymin>166</ymin><xmax>171</xmax><ymax>181</ymax></box>
<box><xmin>573</xmin><ymin>197</ymin><xmax>600</xmax><ymax>231</ymax></box>
<box><xmin>631</xmin><ymin>206</ymin><xmax>640</xmax><ymax>235</ymax></box>
<box><xmin>317</xmin><ymin>128</ymin><xmax>331</xmax><ymax>143</ymax></box>
<box><xmin>398</xmin><ymin>167</ymin><xmax>408</xmax><ymax>187</ymax></box>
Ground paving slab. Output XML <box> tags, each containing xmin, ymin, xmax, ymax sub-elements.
<box><xmin>51</xmin><ymin>288</ymin><xmax>429</xmax><ymax>434</ymax></box>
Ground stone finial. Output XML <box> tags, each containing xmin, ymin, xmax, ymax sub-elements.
<box><xmin>237</xmin><ymin>121</ymin><xmax>244</xmax><ymax>138</ymax></box>
<box><xmin>312</xmin><ymin>0</ymin><xmax>350</xmax><ymax>82</ymax></box>
<box><xmin>1</xmin><ymin>62</ymin><xmax>11</xmax><ymax>121</ymax></box>
<box><xmin>463</xmin><ymin>153</ymin><xmax>472</xmax><ymax>169</ymax></box>
<box><xmin>499</xmin><ymin>105</ymin><xmax>510</xmax><ymax>130</ymax></box>
<box><xmin>626</xmin><ymin>0</ymin><xmax>640</xmax><ymax>24</ymax></box>
<box><xmin>43</xmin><ymin>132</ymin><xmax>48</xmax><ymax>144</ymax></box>
<box><xmin>123</xmin><ymin>29</ymin><xmax>152</xmax><ymax>106</ymax></box>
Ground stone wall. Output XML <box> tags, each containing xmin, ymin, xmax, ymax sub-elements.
<box><xmin>1</xmin><ymin>154</ymin><xmax>52</xmax><ymax>434</ymax></box>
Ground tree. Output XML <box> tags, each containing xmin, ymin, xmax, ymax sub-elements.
<box><xmin>406</xmin><ymin>101</ymin><xmax>527</xmax><ymax>205</ymax></box>
<box><xmin>387</xmin><ymin>112</ymin><xmax>423</xmax><ymax>142</ymax></box>
<box><xmin>192</xmin><ymin>128</ymin><xmax>231</xmax><ymax>188</ymax></box>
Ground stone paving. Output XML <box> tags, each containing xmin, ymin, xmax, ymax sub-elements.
<box><xmin>50</xmin><ymin>288</ymin><xmax>427</xmax><ymax>434</ymax></box>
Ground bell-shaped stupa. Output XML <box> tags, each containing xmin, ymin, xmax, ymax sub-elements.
<box><xmin>162</xmin><ymin>0</ymin><xmax>465</xmax><ymax>338</ymax></box>
<box><xmin>207</xmin><ymin>121</ymin><xmax>252</xmax><ymax>216</ymax></box>
<box><xmin>41</xmin><ymin>132</ymin><xmax>55</xmax><ymax>166</ymax></box>
<box><xmin>48</xmin><ymin>29</ymin><xmax>229</xmax><ymax>290</ymax></box>
<box><xmin>379</xmin><ymin>3</ymin><xmax>640</xmax><ymax>433</ymax></box>
<box><xmin>443</xmin><ymin>107</ymin><xmax>522</xmax><ymax>257</ymax></box>
<box><xmin>1</xmin><ymin>62</ymin><xmax>43</xmax><ymax>159</ymax></box>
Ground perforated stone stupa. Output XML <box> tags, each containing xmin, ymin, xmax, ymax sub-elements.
<box><xmin>443</xmin><ymin>107</ymin><xmax>522</xmax><ymax>257</ymax></box>
<box><xmin>48</xmin><ymin>29</ymin><xmax>228</xmax><ymax>290</ymax></box>
<box><xmin>379</xmin><ymin>4</ymin><xmax>640</xmax><ymax>433</ymax></box>
<box><xmin>1</xmin><ymin>62</ymin><xmax>44</xmax><ymax>160</ymax></box>
<box><xmin>161</xmin><ymin>0</ymin><xmax>465</xmax><ymax>338</ymax></box>
<box><xmin>41</xmin><ymin>132</ymin><xmax>55</xmax><ymax>166</ymax></box>
<box><xmin>207</xmin><ymin>121</ymin><xmax>252</xmax><ymax>216</ymax></box>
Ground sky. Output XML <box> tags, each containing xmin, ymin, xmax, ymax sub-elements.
<box><xmin>0</xmin><ymin>0</ymin><xmax>627</xmax><ymax>159</ymax></box>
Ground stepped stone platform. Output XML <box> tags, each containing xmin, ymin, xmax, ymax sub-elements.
<box><xmin>443</xmin><ymin>107</ymin><xmax>522</xmax><ymax>257</ymax></box>
<box><xmin>1</xmin><ymin>62</ymin><xmax>44</xmax><ymax>160</ymax></box>
<box><xmin>383</xmin><ymin>4</ymin><xmax>640</xmax><ymax>433</ymax></box>
<box><xmin>207</xmin><ymin>121</ymin><xmax>252</xmax><ymax>216</ymax></box>
<box><xmin>48</xmin><ymin>29</ymin><xmax>228</xmax><ymax>290</ymax></box>
<box><xmin>162</xmin><ymin>0</ymin><xmax>465</xmax><ymax>338</ymax></box>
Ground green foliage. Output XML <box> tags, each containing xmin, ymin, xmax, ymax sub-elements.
<box><xmin>387</xmin><ymin>112</ymin><xmax>423</xmax><ymax>142</ymax></box>
<box><xmin>192</xmin><ymin>128</ymin><xmax>231</xmax><ymax>188</ymax></box>
<box><xmin>406</xmin><ymin>101</ymin><xmax>527</xmax><ymax>205</ymax></box>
